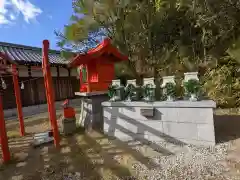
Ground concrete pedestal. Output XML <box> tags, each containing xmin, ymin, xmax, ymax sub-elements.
<box><xmin>102</xmin><ymin>100</ymin><xmax>216</xmax><ymax>146</ymax></box>
<box><xmin>59</xmin><ymin>117</ymin><xmax>77</xmax><ymax>135</ymax></box>
<box><xmin>75</xmin><ymin>91</ymin><xmax>109</xmax><ymax>131</ymax></box>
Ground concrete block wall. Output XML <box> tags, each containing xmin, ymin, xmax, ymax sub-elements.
<box><xmin>4</xmin><ymin>98</ymin><xmax>81</xmax><ymax>119</ymax></box>
<box><xmin>77</xmin><ymin>93</ymin><xmax>109</xmax><ymax>130</ymax></box>
<box><xmin>102</xmin><ymin>101</ymin><xmax>216</xmax><ymax>146</ymax></box>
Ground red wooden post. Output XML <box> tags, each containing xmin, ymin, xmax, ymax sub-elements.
<box><xmin>12</xmin><ymin>64</ymin><xmax>25</xmax><ymax>136</ymax></box>
<box><xmin>44</xmin><ymin>75</ymin><xmax>52</xmax><ymax>126</ymax></box>
<box><xmin>0</xmin><ymin>93</ymin><xmax>10</xmax><ymax>162</ymax></box>
<box><xmin>42</xmin><ymin>40</ymin><xmax>60</xmax><ymax>148</ymax></box>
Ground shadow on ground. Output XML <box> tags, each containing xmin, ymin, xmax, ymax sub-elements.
<box><xmin>214</xmin><ymin>114</ymin><xmax>240</xmax><ymax>143</ymax></box>
<box><xmin>0</xmin><ymin>128</ymin><xmax>170</xmax><ymax>180</ymax></box>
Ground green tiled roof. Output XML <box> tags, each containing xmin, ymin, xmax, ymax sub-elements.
<box><xmin>0</xmin><ymin>41</ymin><xmax>68</xmax><ymax>65</ymax></box>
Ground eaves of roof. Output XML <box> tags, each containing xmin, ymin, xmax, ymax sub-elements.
<box><xmin>0</xmin><ymin>41</ymin><xmax>69</xmax><ymax>66</ymax></box>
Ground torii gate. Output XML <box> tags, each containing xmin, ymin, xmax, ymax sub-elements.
<box><xmin>0</xmin><ymin>40</ymin><xmax>60</xmax><ymax>163</ymax></box>
<box><xmin>0</xmin><ymin>52</ymin><xmax>25</xmax><ymax>163</ymax></box>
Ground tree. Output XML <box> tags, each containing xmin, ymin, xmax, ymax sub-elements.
<box><xmin>57</xmin><ymin>0</ymin><xmax>240</xmax><ymax>75</ymax></box>
<box><xmin>57</xmin><ymin>0</ymin><xmax>172</xmax><ymax>78</ymax></box>
<box><xmin>55</xmin><ymin>28</ymin><xmax>107</xmax><ymax>59</ymax></box>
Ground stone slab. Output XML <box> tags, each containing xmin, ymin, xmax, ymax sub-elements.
<box><xmin>102</xmin><ymin>100</ymin><xmax>216</xmax><ymax>108</ymax></box>
<box><xmin>60</xmin><ymin>117</ymin><xmax>77</xmax><ymax>135</ymax></box>
<box><xmin>76</xmin><ymin>92</ymin><xmax>109</xmax><ymax>131</ymax></box>
<box><xmin>75</xmin><ymin>91</ymin><xmax>107</xmax><ymax>97</ymax></box>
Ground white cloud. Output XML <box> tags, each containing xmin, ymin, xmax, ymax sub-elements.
<box><xmin>0</xmin><ymin>0</ymin><xmax>42</xmax><ymax>25</ymax></box>
<box><xmin>9</xmin><ymin>14</ymin><xmax>16</xmax><ymax>20</ymax></box>
<box><xmin>0</xmin><ymin>0</ymin><xmax>9</xmax><ymax>14</ymax></box>
<box><xmin>0</xmin><ymin>14</ymin><xmax>10</xmax><ymax>24</ymax></box>
<box><xmin>11</xmin><ymin>0</ymin><xmax>42</xmax><ymax>23</ymax></box>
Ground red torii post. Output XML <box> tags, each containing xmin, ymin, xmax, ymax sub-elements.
<box><xmin>0</xmin><ymin>94</ymin><xmax>10</xmax><ymax>163</ymax></box>
<box><xmin>0</xmin><ymin>54</ymin><xmax>10</xmax><ymax>161</ymax></box>
<box><xmin>0</xmin><ymin>52</ymin><xmax>25</xmax><ymax>163</ymax></box>
<box><xmin>12</xmin><ymin>64</ymin><xmax>25</xmax><ymax>136</ymax></box>
<box><xmin>42</xmin><ymin>40</ymin><xmax>60</xmax><ymax>148</ymax></box>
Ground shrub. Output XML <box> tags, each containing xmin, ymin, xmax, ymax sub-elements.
<box><xmin>165</xmin><ymin>82</ymin><xmax>176</xmax><ymax>97</ymax></box>
<box><xmin>203</xmin><ymin>65</ymin><xmax>240</xmax><ymax>108</ymax></box>
<box><xmin>184</xmin><ymin>79</ymin><xmax>201</xmax><ymax>94</ymax></box>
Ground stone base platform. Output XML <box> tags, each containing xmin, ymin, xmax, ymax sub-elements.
<box><xmin>75</xmin><ymin>91</ymin><xmax>109</xmax><ymax>131</ymax></box>
<box><xmin>102</xmin><ymin>100</ymin><xmax>216</xmax><ymax>146</ymax></box>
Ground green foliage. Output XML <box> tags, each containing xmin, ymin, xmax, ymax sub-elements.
<box><xmin>203</xmin><ymin>63</ymin><xmax>240</xmax><ymax>108</ymax></box>
<box><xmin>124</xmin><ymin>84</ymin><xmax>136</xmax><ymax>101</ymax></box>
<box><xmin>184</xmin><ymin>79</ymin><xmax>201</xmax><ymax>94</ymax></box>
<box><xmin>143</xmin><ymin>84</ymin><xmax>156</xmax><ymax>102</ymax></box>
<box><xmin>165</xmin><ymin>82</ymin><xmax>176</xmax><ymax>97</ymax></box>
<box><xmin>124</xmin><ymin>84</ymin><xmax>143</xmax><ymax>101</ymax></box>
<box><xmin>57</xmin><ymin>0</ymin><xmax>240</xmax><ymax>107</ymax></box>
<box><xmin>59</xmin><ymin>0</ymin><xmax>240</xmax><ymax>67</ymax></box>
<box><xmin>108</xmin><ymin>84</ymin><xmax>118</xmax><ymax>99</ymax></box>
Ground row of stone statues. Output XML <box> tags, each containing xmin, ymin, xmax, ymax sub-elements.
<box><xmin>108</xmin><ymin>72</ymin><xmax>202</xmax><ymax>102</ymax></box>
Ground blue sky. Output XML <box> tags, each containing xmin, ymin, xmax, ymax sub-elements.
<box><xmin>0</xmin><ymin>0</ymin><xmax>73</xmax><ymax>50</ymax></box>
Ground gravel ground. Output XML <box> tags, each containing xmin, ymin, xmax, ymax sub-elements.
<box><xmin>126</xmin><ymin>141</ymin><xmax>235</xmax><ymax>180</ymax></box>
<box><xmin>55</xmin><ymin>138</ymin><xmax>239</xmax><ymax>180</ymax></box>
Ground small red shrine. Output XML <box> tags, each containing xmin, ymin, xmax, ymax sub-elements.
<box><xmin>69</xmin><ymin>38</ymin><xmax>128</xmax><ymax>92</ymax></box>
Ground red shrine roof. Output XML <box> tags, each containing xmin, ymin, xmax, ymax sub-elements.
<box><xmin>69</xmin><ymin>38</ymin><xmax>128</xmax><ymax>67</ymax></box>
